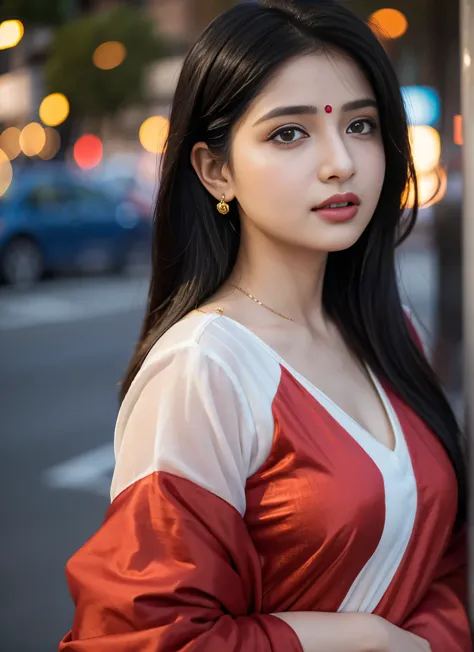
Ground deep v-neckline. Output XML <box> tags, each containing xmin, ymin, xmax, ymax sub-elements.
<box><xmin>215</xmin><ymin>314</ymin><xmax>401</xmax><ymax>456</ymax></box>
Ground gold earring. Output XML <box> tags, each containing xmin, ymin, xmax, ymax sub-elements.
<box><xmin>216</xmin><ymin>195</ymin><xmax>230</xmax><ymax>215</ymax></box>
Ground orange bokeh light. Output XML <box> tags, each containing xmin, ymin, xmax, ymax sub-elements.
<box><xmin>370</xmin><ymin>8</ymin><xmax>408</xmax><ymax>40</ymax></box>
<box><xmin>39</xmin><ymin>128</ymin><xmax>61</xmax><ymax>160</ymax></box>
<box><xmin>93</xmin><ymin>41</ymin><xmax>127</xmax><ymax>70</ymax></box>
<box><xmin>454</xmin><ymin>115</ymin><xmax>463</xmax><ymax>145</ymax></box>
<box><xmin>73</xmin><ymin>134</ymin><xmax>103</xmax><ymax>169</ymax></box>
<box><xmin>19</xmin><ymin>122</ymin><xmax>46</xmax><ymax>157</ymax></box>
<box><xmin>139</xmin><ymin>116</ymin><xmax>169</xmax><ymax>154</ymax></box>
<box><xmin>0</xmin><ymin>126</ymin><xmax>21</xmax><ymax>160</ymax></box>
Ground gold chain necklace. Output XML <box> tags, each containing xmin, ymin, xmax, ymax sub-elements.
<box><xmin>196</xmin><ymin>286</ymin><xmax>294</xmax><ymax>322</ymax></box>
<box><xmin>231</xmin><ymin>284</ymin><xmax>294</xmax><ymax>321</ymax></box>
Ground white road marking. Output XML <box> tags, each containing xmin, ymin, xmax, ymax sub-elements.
<box><xmin>0</xmin><ymin>277</ymin><xmax>148</xmax><ymax>330</ymax></box>
<box><xmin>42</xmin><ymin>442</ymin><xmax>115</xmax><ymax>497</ymax></box>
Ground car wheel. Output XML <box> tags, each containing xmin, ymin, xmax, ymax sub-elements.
<box><xmin>0</xmin><ymin>237</ymin><xmax>44</xmax><ymax>288</ymax></box>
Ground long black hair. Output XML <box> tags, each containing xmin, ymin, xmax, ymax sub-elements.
<box><xmin>121</xmin><ymin>0</ymin><xmax>466</xmax><ymax>523</ymax></box>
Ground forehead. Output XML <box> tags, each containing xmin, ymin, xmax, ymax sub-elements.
<box><xmin>248</xmin><ymin>51</ymin><xmax>375</xmax><ymax>116</ymax></box>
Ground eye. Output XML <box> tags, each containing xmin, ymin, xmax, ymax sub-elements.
<box><xmin>347</xmin><ymin>118</ymin><xmax>377</xmax><ymax>135</ymax></box>
<box><xmin>269</xmin><ymin>126</ymin><xmax>308</xmax><ymax>145</ymax></box>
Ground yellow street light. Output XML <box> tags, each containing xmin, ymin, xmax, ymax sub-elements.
<box><xmin>39</xmin><ymin>93</ymin><xmax>70</xmax><ymax>127</ymax></box>
<box><xmin>93</xmin><ymin>41</ymin><xmax>127</xmax><ymax>70</ymax></box>
<box><xmin>0</xmin><ymin>148</ymin><xmax>13</xmax><ymax>197</ymax></box>
<box><xmin>0</xmin><ymin>20</ymin><xmax>24</xmax><ymax>50</ymax></box>
<box><xmin>19</xmin><ymin>123</ymin><xmax>46</xmax><ymax>157</ymax></box>
<box><xmin>369</xmin><ymin>9</ymin><xmax>408</xmax><ymax>40</ymax></box>
<box><xmin>0</xmin><ymin>127</ymin><xmax>21</xmax><ymax>160</ymax></box>
<box><xmin>409</xmin><ymin>125</ymin><xmax>441</xmax><ymax>175</ymax></box>
<box><xmin>403</xmin><ymin>166</ymin><xmax>447</xmax><ymax>209</ymax></box>
<box><xmin>139</xmin><ymin>116</ymin><xmax>169</xmax><ymax>154</ymax></box>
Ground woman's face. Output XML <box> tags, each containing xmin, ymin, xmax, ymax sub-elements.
<box><xmin>226</xmin><ymin>51</ymin><xmax>386</xmax><ymax>253</ymax></box>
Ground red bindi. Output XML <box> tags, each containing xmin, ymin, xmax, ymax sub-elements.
<box><xmin>325</xmin><ymin>104</ymin><xmax>333</xmax><ymax>114</ymax></box>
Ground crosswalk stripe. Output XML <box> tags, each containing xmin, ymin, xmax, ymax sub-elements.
<box><xmin>0</xmin><ymin>277</ymin><xmax>148</xmax><ymax>330</ymax></box>
<box><xmin>42</xmin><ymin>443</ymin><xmax>115</xmax><ymax>497</ymax></box>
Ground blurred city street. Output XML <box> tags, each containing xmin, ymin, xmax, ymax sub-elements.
<box><xmin>0</xmin><ymin>230</ymin><xmax>441</xmax><ymax>652</ymax></box>
<box><xmin>0</xmin><ymin>272</ymin><xmax>148</xmax><ymax>652</ymax></box>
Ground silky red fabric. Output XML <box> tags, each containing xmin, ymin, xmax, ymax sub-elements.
<box><xmin>402</xmin><ymin>526</ymin><xmax>469</xmax><ymax>652</ymax></box>
<box><xmin>371</xmin><ymin>390</ymin><xmax>470</xmax><ymax>650</ymax></box>
<box><xmin>59</xmin><ymin>472</ymin><xmax>303</xmax><ymax>651</ymax></box>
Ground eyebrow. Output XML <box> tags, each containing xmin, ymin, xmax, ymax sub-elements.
<box><xmin>252</xmin><ymin>98</ymin><xmax>378</xmax><ymax>126</ymax></box>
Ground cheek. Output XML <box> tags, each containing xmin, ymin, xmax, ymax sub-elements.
<box><xmin>355</xmin><ymin>143</ymin><xmax>386</xmax><ymax>205</ymax></box>
<box><xmin>231</xmin><ymin>140</ymin><xmax>311</xmax><ymax>215</ymax></box>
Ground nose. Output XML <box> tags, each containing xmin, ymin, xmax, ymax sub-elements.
<box><xmin>317</xmin><ymin>132</ymin><xmax>355</xmax><ymax>184</ymax></box>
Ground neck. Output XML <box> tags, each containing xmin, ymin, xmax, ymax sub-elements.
<box><xmin>229</xmin><ymin>226</ymin><xmax>328</xmax><ymax>327</ymax></box>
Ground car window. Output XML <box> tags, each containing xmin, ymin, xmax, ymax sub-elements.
<box><xmin>26</xmin><ymin>183</ymin><xmax>76</xmax><ymax>207</ymax></box>
<box><xmin>68</xmin><ymin>184</ymin><xmax>110</xmax><ymax>202</ymax></box>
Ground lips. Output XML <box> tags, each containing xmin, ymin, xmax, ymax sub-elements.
<box><xmin>312</xmin><ymin>193</ymin><xmax>361</xmax><ymax>223</ymax></box>
<box><xmin>314</xmin><ymin>192</ymin><xmax>361</xmax><ymax>210</ymax></box>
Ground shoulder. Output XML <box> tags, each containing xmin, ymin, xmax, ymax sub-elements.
<box><xmin>145</xmin><ymin>312</ymin><xmax>280</xmax><ymax>370</ymax></box>
<box><xmin>112</xmin><ymin>314</ymin><xmax>279</xmax><ymax>510</ymax></box>
<box><xmin>134</xmin><ymin>313</ymin><xmax>283</xmax><ymax>407</ymax></box>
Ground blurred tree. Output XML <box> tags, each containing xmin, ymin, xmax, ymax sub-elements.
<box><xmin>44</xmin><ymin>4</ymin><xmax>163</xmax><ymax>120</ymax></box>
<box><xmin>0</xmin><ymin>0</ymin><xmax>74</xmax><ymax>24</ymax></box>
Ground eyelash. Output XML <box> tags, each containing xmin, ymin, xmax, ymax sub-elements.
<box><xmin>347</xmin><ymin>118</ymin><xmax>378</xmax><ymax>135</ymax></box>
<box><xmin>268</xmin><ymin>118</ymin><xmax>378</xmax><ymax>145</ymax></box>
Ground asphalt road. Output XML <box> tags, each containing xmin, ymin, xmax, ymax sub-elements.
<box><xmin>0</xmin><ymin>275</ymin><xmax>148</xmax><ymax>652</ymax></box>
<box><xmin>0</xmin><ymin>244</ymin><xmax>440</xmax><ymax>652</ymax></box>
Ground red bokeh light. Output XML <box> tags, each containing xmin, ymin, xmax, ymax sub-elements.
<box><xmin>73</xmin><ymin>134</ymin><xmax>103</xmax><ymax>169</ymax></box>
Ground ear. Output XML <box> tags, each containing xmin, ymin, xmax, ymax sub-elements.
<box><xmin>190</xmin><ymin>142</ymin><xmax>234</xmax><ymax>202</ymax></box>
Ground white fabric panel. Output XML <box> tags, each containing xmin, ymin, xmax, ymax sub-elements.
<box><xmin>334</xmin><ymin>373</ymin><xmax>418</xmax><ymax>613</ymax></box>
<box><xmin>112</xmin><ymin>314</ymin><xmax>280</xmax><ymax>514</ymax></box>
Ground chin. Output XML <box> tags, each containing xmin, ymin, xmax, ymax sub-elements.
<box><xmin>306</xmin><ymin>222</ymin><xmax>369</xmax><ymax>252</ymax></box>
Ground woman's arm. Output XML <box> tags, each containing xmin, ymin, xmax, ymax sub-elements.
<box><xmin>60</xmin><ymin>468</ymin><xmax>387</xmax><ymax>652</ymax></box>
<box><xmin>273</xmin><ymin>612</ymin><xmax>377</xmax><ymax>652</ymax></box>
<box><xmin>274</xmin><ymin>612</ymin><xmax>432</xmax><ymax>652</ymax></box>
<box><xmin>59</xmin><ymin>465</ymin><xmax>382</xmax><ymax>651</ymax></box>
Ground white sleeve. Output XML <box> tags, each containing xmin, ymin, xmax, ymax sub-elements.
<box><xmin>111</xmin><ymin>344</ymin><xmax>257</xmax><ymax>515</ymax></box>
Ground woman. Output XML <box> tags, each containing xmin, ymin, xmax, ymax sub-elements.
<box><xmin>60</xmin><ymin>1</ymin><xmax>470</xmax><ymax>650</ymax></box>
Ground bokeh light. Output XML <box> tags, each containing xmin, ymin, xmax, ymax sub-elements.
<box><xmin>454</xmin><ymin>115</ymin><xmax>463</xmax><ymax>145</ymax></box>
<box><xmin>0</xmin><ymin>20</ymin><xmax>24</xmax><ymax>50</ymax></box>
<box><xmin>139</xmin><ymin>116</ymin><xmax>169</xmax><ymax>154</ymax></box>
<box><xmin>409</xmin><ymin>125</ymin><xmax>441</xmax><ymax>175</ymax></box>
<box><xmin>93</xmin><ymin>41</ymin><xmax>127</xmax><ymax>70</ymax></box>
<box><xmin>39</xmin><ymin>93</ymin><xmax>70</xmax><ymax>127</ymax></box>
<box><xmin>73</xmin><ymin>134</ymin><xmax>103</xmax><ymax>169</ymax></box>
<box><xmin>39</xmin><ymin>128</ymin><xmax>61</xmax><ymax>160</ymax></box>
<box><xmin>0</xmin><ymin>127</ymin><xmax>21</xmax><ymax>160</ymax></box>
<box><xmin>0</xmin><ymin>148</ymin><xmax>13</xmax><ymax>196</ymax></box>
<box><xmin>19</xmin><ymin>123</ymin><xmax>47</xmax><ymax>157</ymax></box>
<box><xmin>401</xmin><ymin>86</ymin><xmax>440</xmax><ymax>126</ymax></box>
<box><xmin>369</xmin><ymin>8</ymin><xmax>408</xmax><ymax>40</ymax></box>
<box><xmin>404</xmin><ymin>166</ymin><xmax>447</xmax><ymax>209</ymax></box>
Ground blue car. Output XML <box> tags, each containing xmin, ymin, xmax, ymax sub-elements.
<box><xmin>0</xmin><ymin>163</ymin><xmax>152</xmax><ymax>287</ymax></box>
